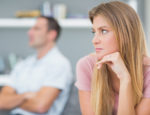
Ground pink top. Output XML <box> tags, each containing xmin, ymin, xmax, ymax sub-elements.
<box><xmin>75</xmin><ymin>54</ymin><xmax>150</xmax><ymax>115</ymax></box>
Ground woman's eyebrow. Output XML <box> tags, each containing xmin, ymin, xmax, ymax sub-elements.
<box><xmin>92</xmin><ymin>26</ymin><xmax>109</xmax><ymax>31</ymax></box>
<box><xmin>98</xmin><ymin>26</ymin><xmax>109</xmax><ymax>30</ymax></box>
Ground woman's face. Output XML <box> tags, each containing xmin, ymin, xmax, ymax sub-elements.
<box><xmin>92</xmin><ymin>15</ymin><xmax>119</xmax><ymax>60</ymax></box>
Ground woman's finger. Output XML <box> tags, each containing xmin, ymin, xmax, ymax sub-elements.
<box><xmin>96</xmin><ymin>55</ymin><xmax>113</xmax><ymax>65</ymax></box>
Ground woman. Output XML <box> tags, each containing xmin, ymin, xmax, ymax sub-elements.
<box><xmin>75</xmin><ymin>1</ymin><xmax>150</xmax><ymax>115</ymax></box>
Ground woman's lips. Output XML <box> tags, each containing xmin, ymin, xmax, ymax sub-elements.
<box><xmin>95</xmin><ymin>48</ymin><xmax>103</xmax><ymax>52</ymax></box>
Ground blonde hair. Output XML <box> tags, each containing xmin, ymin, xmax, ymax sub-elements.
<box><xmin>89</xmin><ymin>1</ymin><xmax>148</xmax><ymax>115</ymax></box>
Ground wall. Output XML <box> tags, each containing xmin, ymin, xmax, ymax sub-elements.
<box><xmin>145</xmin><ymin>0</ymin><xmax>150</xmax><ymax>55</ymax></box>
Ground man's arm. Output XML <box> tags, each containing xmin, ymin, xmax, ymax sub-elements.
<box><xmin>20</xmin><ymin>86</ymin><xmax>61</xmax><ymax>114</ymax></box>
<box><xmin>0</xmin><ymin>86</ymin><xmax>27</xmax><ymax>110</ymax></box>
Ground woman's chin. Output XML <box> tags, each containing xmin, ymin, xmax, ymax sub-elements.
<box><xmin>95</xmin><ymin>53</ymin><xmax>104</xmax><ymax>61</ymax></box>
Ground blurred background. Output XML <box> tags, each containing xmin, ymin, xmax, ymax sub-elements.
<box><xmin>0</xmin><ymin>0</ymin><xmax>149</xmax><ymax>115</ymax></box>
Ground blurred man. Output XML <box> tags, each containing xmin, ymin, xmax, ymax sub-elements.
<box><xmin>0</xmin><ymin>16</ymin><xmax>73</xmax><ymax>115</ymax></box>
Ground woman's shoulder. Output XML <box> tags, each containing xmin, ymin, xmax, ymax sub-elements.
<box><xmin>143</xmin><ymin>56</ymin><xmax>150</xmax><ymax>66</ymax></box>
<box><xmin>142</xmin><ymin>56</ymin><xmax>150</xmax><ymax>97</ymax></box>
<box><xmin>143</xmin><ymin>56</ymin><xmax>150</xmax><ymax>76</ymax></box>
<box><xmin>76</xmin><ymin>53</ymin><xmax>97</xmax><ymax>68</ymax></box>
<box><xmin>75</xmin><ymin>53</ymin><xmax>97</xmax><ymax>91</ymax></box>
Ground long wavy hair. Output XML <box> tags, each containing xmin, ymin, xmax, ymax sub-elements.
<box><xmin>89</xmin><ymin>1</ymin><xmax>148</xmax><ymax>115</ymax></box>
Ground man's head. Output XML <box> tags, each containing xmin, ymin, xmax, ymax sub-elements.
<box><xmin>28</xmin><ymin>16</ymin><xmax>61</xmax><ymax>49</ymax></box>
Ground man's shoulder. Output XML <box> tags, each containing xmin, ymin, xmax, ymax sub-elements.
<box><xmin>51</xmin><ymin>56</ymin><xmax>71</xmax><ymax>69</ymax></box>
<box><xmin>14</xmin><ymin>55</ymin><xmax>35</xmax><ymax>68</ymax></box>
<box><xmin>50</xmin><ymin>49</ymin><xmax>71</xmax><ymax>65</ymax></box>
<box><xmin>44</xmin><ymin>51</ymin><xmax>71</xmax><ymax>72</ymax></box>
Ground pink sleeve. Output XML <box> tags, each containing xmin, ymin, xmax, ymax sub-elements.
<box><xmin>75</xmin><ymin>56</ymin><xmax>92</xmax><ymax>91</ymax></box>
<box><xmin>143</xmin><ymin>69</ymin><xmax>150</xmax><ymax>98</ymax></box>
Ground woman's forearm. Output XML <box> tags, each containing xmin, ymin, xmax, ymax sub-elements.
<box><xmin>117</xmin><ymin>77</ymin><xmax>135</xmax><ymax>115</ymax></box>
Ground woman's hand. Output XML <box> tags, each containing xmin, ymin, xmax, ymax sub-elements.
<box><xmin>96</xmin><ymin>52</ymin><xmax>131</xmax><ymax>82</ymax></box>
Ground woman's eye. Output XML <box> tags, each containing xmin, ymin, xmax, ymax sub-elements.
<box><xmin>102</xmin><ymin>29</ymin><xmax>108</xmax><ymax>34</ymax></box>
<box><xmin>91</xmin><ymin>31</ymin><xmax>95</xmax><ymax>34</ymax></box>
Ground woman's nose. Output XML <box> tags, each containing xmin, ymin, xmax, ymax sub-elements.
<box><xmin>92</xmin><ymin>34</ymin><xmax>101</xmax><ymax>44</ymax></box>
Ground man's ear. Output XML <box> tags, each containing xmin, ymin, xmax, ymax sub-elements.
<box><xmin>47</xmin><ymin>30</ymin><xmax>57</xmax><ymax>41</ymax></box>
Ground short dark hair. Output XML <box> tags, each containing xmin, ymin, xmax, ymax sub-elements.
<box><xmin>39</xmin><ymin>16</ymin><xmax>61</xmax><ymax>41</ymax></box>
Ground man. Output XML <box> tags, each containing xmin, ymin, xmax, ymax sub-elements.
<box><xmin>0</xmin><ymin>16</ymin><xmax>73</xmax><ymax>115</ymax></box>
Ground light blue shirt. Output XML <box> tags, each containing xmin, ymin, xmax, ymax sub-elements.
<box><xmin>6</xmin><ymin>46</ymin><xmax>73</xmax><ymax>115</ymax></box>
